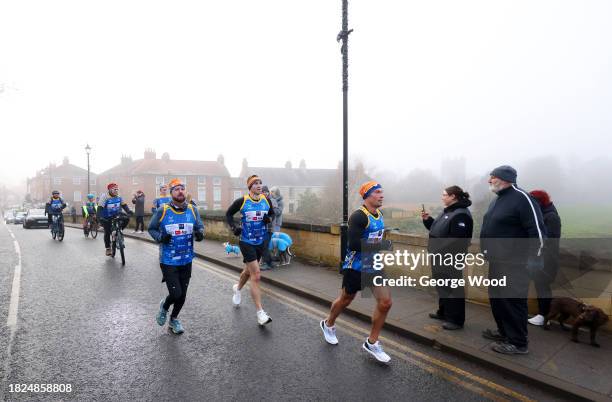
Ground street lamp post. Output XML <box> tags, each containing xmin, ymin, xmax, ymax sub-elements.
<box><xmin>338</xmin><ymin>0</ymin><xmax>353</xmax><ymax>263</ymax></box>
<box><xmin>85</xmin><ymin>144</ymin><xmax>91</xmax><ymax>195</ymax></box>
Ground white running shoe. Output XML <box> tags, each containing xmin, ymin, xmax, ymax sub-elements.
<box><xmin>232</xmin><ymin>284</ymin><xmax>241</xmax><ymax>307</ymax></box>
<box><xmin>528</xmin><ymin>314</ymin><xmax>545</xmax><ymax>326</ymax></box>
<box><xmin>257</xmin><ymin>309</ymin><xmax>272</xmax><ymax>326</ymax></box>
<box><xmin>362</xmin><ymin>339</ymin><xmax>391</xmax><ymax>363</ymax></box>
<box><xmin>320</xmin><ymin>320</ymin><xmax>338</xmax><ymax>345</ymax></box>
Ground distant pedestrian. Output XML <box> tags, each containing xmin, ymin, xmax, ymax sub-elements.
<box><xmin>132</xmin><ymin>190</ymin><xmax>146</xmax><ymax>233</ymax></box>
<box><xmin>70</xmin><ymin>205</ymin><xmax>77</xmax><ymax>223</ymax></box>
<box><xmin>422</xmin><ymin>185</ymin><xmax>473</xmax><ymax>330</ymax></box>
<box><xmin>527</xmin><ymin>190</ymin><xmax>561</xmax><ymax>327</ymax></box>
<box><xmin>480</xmin><ymin>165</ymin><xmax>545</xmax><ymax>355</ymax></box>
<box><xmin>269</xmin><ymin>186</ymin><xmax>284</xmax><ymax>233</ymax></box>
<box><xmin>260</xmin><ymin>185</ymin><xmax>275</xmax><ymax>270</ymax></box>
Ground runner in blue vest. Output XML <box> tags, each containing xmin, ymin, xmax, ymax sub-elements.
<box><xmin>149</xmin><ymin>178</ymin><xmax>204</xmax><ymax>335</ymax></box>
<box><xmin>225</xmin><ymin>175</ymin><xmax>275</xmax><ymax>326</ymax></box>
<box><xmin>97</xmin><ymin>183</ymin><xmax>132</xmax><ymax>256</ymax></box>
<box><xmin>320</xmin><ymin>181</ymin><xmax>394</xmax><ymax>363</ymax></box>
<box><xmin>151</xmin><ymin>184</ymin><xmax>171</xmax><ymax>213</ymax></box>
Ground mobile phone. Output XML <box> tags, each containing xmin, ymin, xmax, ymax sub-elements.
<box><xmin>421</xmin><ymin>204</ymin><xmax>425</xmax><ymax>213</ymax></box>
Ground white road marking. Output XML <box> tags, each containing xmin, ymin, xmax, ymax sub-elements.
<box><xmin>6</xmin><ymin>231</ymin><xmax>22</xmax><ymax>328</ymax></box>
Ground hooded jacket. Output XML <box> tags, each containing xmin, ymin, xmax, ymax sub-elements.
<box><xmin>423</xmin><ymin>198</ymin><xmax>473</xmax><ymax>254</ymax></box>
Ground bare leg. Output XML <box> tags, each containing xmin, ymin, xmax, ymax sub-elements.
<box><xmin>244</xmin><ymin>260</ymin><xmax>263</xmax><ymax>310</ymax></box>
<box><xmin>369</xmin><ymin>286</ymin><xmax>392</xmax><ymax>343</ymax></box>
<box><xmin>325</xmin><ymin>289</ymin><xmax>355</xmax><ymax>327</ymax></box>
<box><xmin>237</xmin><ymin>267</ymin><xmax>250</xmax><ymax>290</ymax></box>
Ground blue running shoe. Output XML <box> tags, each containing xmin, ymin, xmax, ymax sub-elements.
<box><xmin>156</xmin><ymin>299</ymin><xmax>168</xmax><ymax>326</ymax></box>
<box><xmin>169</xmin><ymin>318</ymin><xmax>185</xmax><ymax>334</ymax></box>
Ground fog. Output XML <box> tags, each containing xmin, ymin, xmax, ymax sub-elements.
<box><xmin>1</xmin><ymin>0</ymin><xmax>611</xmax><ymax>215</ymax></box>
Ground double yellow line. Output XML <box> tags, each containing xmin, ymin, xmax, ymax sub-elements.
<box><xmin>191</xmin><ymin>258</ymin><xmax>534</xmax><ymax>402</ymax></box>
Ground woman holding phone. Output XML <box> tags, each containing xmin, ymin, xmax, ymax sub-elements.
<box><xmin>421</xmin><ymin>186</ymin><xmax>473</xmax><ymax>330</ymax></box>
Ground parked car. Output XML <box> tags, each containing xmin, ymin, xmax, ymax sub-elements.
<box><xmin>14</xmin><ymin>211</ymin><xmax>27</xmax><ymax>225</ymax></box>
<box><xmin>4</xmin><ymin>211</ymin><xmax>15</xmax><ymax>224</ymax></box>
<box><xmin>23</xmin><ymin>209</ymin><xmax>48</xmax><ymax>229</ymax></box>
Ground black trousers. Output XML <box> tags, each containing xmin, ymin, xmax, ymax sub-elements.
<box><xmin>262</xmin><ymin>231</ymin><xmax>273</xmax><ymax>265</ymax></box>
<box><xmin>135</xmin><ymin>216</ymin><xmax>145</xmax><ymax>232</ymax></box>
<box><xmin>530</xmin><ymin>257</ymin><xmax>559</xmax><ymax>317</ymax></box>
<box><xmin>488</xmin><ymin>261</ymin><xmax>529</xmax><ymax>348</ymax></box>
<box><xmin>432</xmin><ymin>264</ymin><xmax>465</xmax><ymax>326</ymax></box>
<box><xmin>160</xmin><ymin>263</ymin><xmax>192</xmax><ymax>319</ymax></box>
<box><xmin>102</xmin><ymin>219</ymin><xmax>113</xmax><ymax>248</ymax></box>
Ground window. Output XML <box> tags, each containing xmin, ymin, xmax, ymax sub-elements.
<box><xmin>233</xmin><ymin>190</ymin><xmax>242</xmax><ymax>200</ymax></box>
<box><xmin>289</xmin><ymin>187</ymin><xmax>295</xmax><ymax>198</ymax></box>
<box><xmin>132</xmin><ymin>176</ymin><xmax>139</xmax><ymax>185</ymax></box>
<box><xmin>73</xmin><ymin>177</ymin><xmax>81</xmax><ymax>185</ymax></box>
<box><xmin>198</xmin><ymin>188</ymin><xmax>206</xmax><ymax>202</ymax></box>
<box><xmin>156</xmin><ymin>176</ymin><xmax>165</xmax><ymax>185</ymax></box>
<box><xmin>201</xmin><ymin>204</ymin><xmax>208</xmax><ymax>210</ymax></box>
<box><xmin>198</xmin><ymin>176</ymin><xmax>206</xmax><ymax>185</ymax></box>
<box><xmin>53</xmin><ymin>177</ymin><xmax>62</xmax><ymax>185</ymax></box>
<box><xmin>289</xmin><ymin>203</ymin><xmax>295</xmax><ymax>214</ymax></box>
<box><xmin>213</xmin><ymin>187</ymin><xmax>222</xmax><ymax>202</ymax></box>
<box><xmin>213</xmin><ymin>177</ymin><xmax>222</xmax><ymax>186</ymax></box>
<box><xmin>74</xmin><ymin>191</ymin><xmax>81</xmax><ymax>202</ymax></box>
<box><xmin>213</xmin><ymin>204</ymin><xmax>221</xmax><ymax>211</ymax></box>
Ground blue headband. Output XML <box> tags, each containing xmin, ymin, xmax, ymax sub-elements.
<box><xmin>363</xmin><ymin>184</ymin><xmax>382</xmax><ymax>199</ymax></box>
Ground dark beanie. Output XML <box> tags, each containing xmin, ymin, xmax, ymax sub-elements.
<box><xmin>490</xmin><ymin>165</ymin><xmax>517</xmax><ymax>183</ymax></box>
<box><xmin>262</xmin><ymin>185</ymin><xmax>269</xmax><ymax>193</ymax></box>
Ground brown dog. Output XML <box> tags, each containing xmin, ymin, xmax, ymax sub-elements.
<box><xmin>543</xmin><ymin>297</ymin><xmax>609</xmax><ymax>347</ymax></box>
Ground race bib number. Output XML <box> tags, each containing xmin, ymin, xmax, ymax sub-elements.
<box><xmin>245</xmin><ymin>210</ymin><xmax>267</xmax><ymax>222</ymax></box>
<box><xmin>367</xmin><ymin>230</ymin><xmax>384</xmax><ymax>242</ymax></box>
<box><xmin>164</xmin><ymin>223</ymin><xmax>194</xmax><ymax>237</ymax></box>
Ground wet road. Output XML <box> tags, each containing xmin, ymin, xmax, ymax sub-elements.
<box><xmin>0</xmin><ymin>224</ymin><xmax>566</xmax><ymax>401</ymax></box>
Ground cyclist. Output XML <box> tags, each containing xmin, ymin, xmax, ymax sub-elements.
<box><xmin>45</xmin><ymin>190</ymin><xmax>66</xmax><ymax>227</ymax></box>
<box><xmin>97</xmin><ymin>183</ymin><xmax>132</xmax><ymax>256</ymax></box>
<box><xmin>226</xmin><ymin>175</ymin><xmax>275</xmax><ymax>326</ymax></box>
<box><xmin>82</xmin><ymin>193</ymin><xmax>98</xmax><ymax>234</ymax></box>
<box><xmin>149</xmin><ymin>178</ymin><xmax>204</xmax><ymax>335</ymax></box>
<box><xmin>152</xmin><ymin>184</ymin><xmax>171</xmax><ymax>213</ymax></box>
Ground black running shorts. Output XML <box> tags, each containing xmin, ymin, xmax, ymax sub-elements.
<box><xmin>341</xmin><ymin>269</ymin><xmax>386</xmax><ymax>295</ymax></box>
<box><xmin>239</xmin><ymin>241</ymin><xmax>265</xmax><ymax>264</ymax></box>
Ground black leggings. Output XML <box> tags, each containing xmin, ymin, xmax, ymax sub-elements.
<box><xmin>135</xmin><ymin>216</ymin><xmax>145</xmax><ymax>232</ymax></box>
<box><xmin>160</xmin><ymin>263</ymin><xmax>192</xmax><ymax>319</ymax></box>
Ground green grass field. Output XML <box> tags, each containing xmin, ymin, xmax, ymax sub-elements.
<box><xmin>557</xmin><ymin>204</ymin><xmax>612</xmax><ymax>238</ymax></box>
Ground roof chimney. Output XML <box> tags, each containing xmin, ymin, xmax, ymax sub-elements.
<box><xmin>63</xmin><ymin>156</ymin><xmax>69</xmax><ymax>165</ymax></box>
<box><xmin>121</xmin><ymin>155</ymin><xmax>132</xmax><ymax>165</ymax></box>
<box><xmin>161</xmin><ymin>152</ymin><xmax>170</xmax><ymax>161</ymax></box>
<box><xmin>299</xmin><ymin>159</ymin><xmax>306</xmax><ymax>170</ymax></box>
<box><xmin>144</xmin><ymin>148</ymin><xmax>156</xmax><ymax>160</ymax></box>
<box><xmin>217</xmin><ymin>154</ymin><xmax>225</xmax><ymax>165</ymax></box>
<box><xmin>285</xmin><ymin>161</ymin><xmax>292</xmax><ymax>169</ymax></box>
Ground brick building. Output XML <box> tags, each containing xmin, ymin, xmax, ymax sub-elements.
<box><xmin>26</xmin><ymin>157</ymin><xmax>97</xmax><ymax>208</ymax></box>
<box><xmin>96</xmin><ymin>150</ymin><xmax>232</xmax><ymax>211</ymax></box>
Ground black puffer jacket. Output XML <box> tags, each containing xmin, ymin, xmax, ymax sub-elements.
<box><xmin>423</xmin><ymin>198</ymin><xmax>473</xmax><ymax>254</ymax></box>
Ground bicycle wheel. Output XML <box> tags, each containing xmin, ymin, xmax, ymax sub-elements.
<box><xmin>52</xmin><ymin>228</ymin><xmax>57</xmax><ymax>240</ymax></box>
<box><xmin>91</xmin><ymin>221</ymin><xmax>98</xmax><ymax>239</ymax></box>
<box><xmin>58</xmin><ymin>221</ymin><xmax>64</xmax><ymax>241</ymax></box>
<box><xmin>118</xmin><ymin>232</ymin><xmax>125</xmax><ymax>265</ymax></box>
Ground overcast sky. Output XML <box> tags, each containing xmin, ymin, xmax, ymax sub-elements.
<box><xmin>1</xmin><ymin>0</ymin><xmax>610</xmax><ymax>188</ymax></box>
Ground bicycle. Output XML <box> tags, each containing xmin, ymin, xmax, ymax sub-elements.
<box><xmin>110</xmin><ymin>214</ymin><xmax>128</xmax><ymax>265</ymax></box>
<box><xmin>50</xmin><ymin>214</ymin><xmax>65</xmax><ymax>241</ymax></box>
<box><xmin>84</xmin><ymin>215</ymin><xmax>98</xmax><ymax>239</ymax></box>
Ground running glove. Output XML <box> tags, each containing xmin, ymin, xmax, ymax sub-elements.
<box><xmin>194</xmin><ymin>231</ymin><xmax>204</xmax><ymax>242</ymax></box>
<box><xmin>231</xmin><ymin>226</ymin><xmax>242</xmax><ymax>236</ymax></box>
<box><xmin>160</xmin><ymin>233</ymin><xmax>172</xmax><ymax>244</ymax></box>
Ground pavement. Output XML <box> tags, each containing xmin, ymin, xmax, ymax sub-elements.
<box><xmin>122</xmin><ymin>229</ymin><xmax>612</xmax><ymax>402</ymax></box>
<box><xmin>5</xmin><ymin>222</ymin><xmax>610</xmax><ymax>401</ymax></box>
